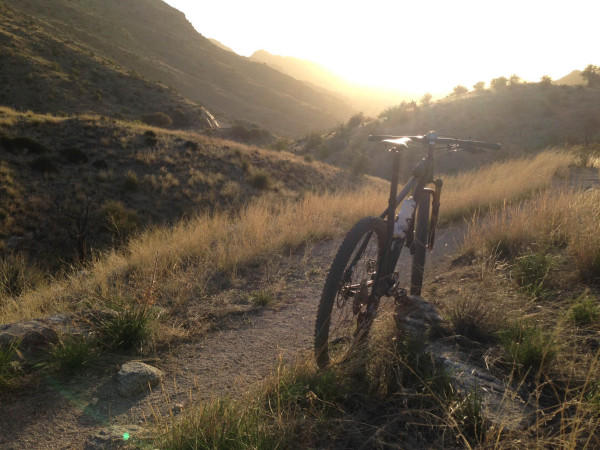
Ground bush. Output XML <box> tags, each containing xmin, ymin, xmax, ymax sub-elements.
<box><xmin>512</xmin><ymin>253</ymin><xmax>554</xmax><ymax>300</ymax></box>
<box><xmin>28</xmin><ymin>156</ymin><xmax>58</xmax><ymax>174</ymax></box>
<box><xmin>250</xmin><ymin>290</ymin><xmax>273</xmax><ymax>307</ymax></box>
<box><xmin>171</xmin><ymin>108</ymin><xmax>190</xmax><ymax>128</ymax></box>
<box><xmin>100</xmin><ymin>200</ymin><xmax>139</xmax><ymax>239</ymax></box>
<box><xmin>59</xmin><ymin>147</ymin><xmax>89</xmax><ymax>164</ymax></box>
<box><xmin>0</xmin><ymin>253</ymin><xmax>43</xmax><ymax>298</ymax></box>
<box><xmin>0</xmin><ymin>340</ymin><xmax>21</xmax><ymax>386</ymax></box>
<box><xmin>100</xmin><ymin>306</ymin><xmax>153</xmax><ymax>351</ymax></box>
<box><xmin>122</xmin><ymin>170</ymin><xmax>140</xmax><ymax>191</ymax></box>
<box><xmin>446</xmin><ymin>297</ymin><xmax>493</xmax><ymax>343</ymax></box>
<box><xmin>497</xmin><ymin>321</ymin><xmax>557</xmax><ymax>377</ymax></box>
<box><xmin>569</xmin><ymin>296</ymin><xmax>600</xmax><ymax>326</ymax></box>
<box><xmin>141</xmin><ymin>112</ymin><xmax>172</xmax><ymax>128</ymax></box>
<box><xmin>249</xmin><ymin>170</ymin><xmax>272</xmax><ymax>190</ymax></box>
<box><xmin>47</xmin><ymin>334</ymin><xmax>97</xmax><ymax>373</ymax></box>
<box><xmin>0</xmin><ymin>136</ymin><xmax>49</xmax><ymax>154</ymax></box>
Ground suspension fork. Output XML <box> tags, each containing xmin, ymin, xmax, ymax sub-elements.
<box><xmin>428</xmin><ymin>179</ymin><xmax>443</xmax><ymax>250</ymax></box>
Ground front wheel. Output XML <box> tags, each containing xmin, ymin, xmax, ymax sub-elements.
<box><xmin>314</xmin><ymin>216</ymin><xmax>387</xmax><ymax>368</ymax></box>
<box><xmin>410</xmin><ymin>192</ymin><xmax>430</xmax><ymax>296</ymax></box>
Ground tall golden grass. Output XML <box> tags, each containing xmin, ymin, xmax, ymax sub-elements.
<box><xmin>0</xmin><ymin>149</ymin><xmax>574</xmax><ymax>323</ymax></box>
<box><xmin>467</xmin><ymin>186</ymin><xmax>600</xmax><ymax>283</ymax></box>
<box><xmin>442</xmin><ymin>150</ymin><xmax>573</xmax><ymax>221</ymax></box>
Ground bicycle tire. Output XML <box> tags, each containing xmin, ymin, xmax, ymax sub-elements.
<box><xmin>314</xmin><ymin>216</ymin><xmax>387</xmax><ymax>368</ymax></box>
<box><xmin>410</xmin><ymin>192</ymin><xmax>430</xmax><ymax>296</ymax></box>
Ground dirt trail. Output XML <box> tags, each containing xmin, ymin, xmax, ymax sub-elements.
<box><xmin>0</xmin><ymin>226</ymin><xmax>465</xmax><ymax>448</ymax></box>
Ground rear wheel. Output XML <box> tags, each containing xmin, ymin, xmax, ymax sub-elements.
<box><xmin>314</xmin><ymin>217</ymin><xmax>387</xmax><ymax>368</ymax></box>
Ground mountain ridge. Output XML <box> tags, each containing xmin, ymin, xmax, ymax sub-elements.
<box><xmin>1</xmin><ymin>0</ymin><xmax>355</xmax><ymax>136</ymax></box>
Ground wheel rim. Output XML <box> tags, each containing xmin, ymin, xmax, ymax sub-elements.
<box><xmin>327</xmin><ymin>231</ymin><xmax>381</xmax><ymax>364</ymax></box>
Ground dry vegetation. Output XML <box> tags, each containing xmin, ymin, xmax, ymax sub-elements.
<box><xmin>154</xmin><ymin>161</ymin><xmax>600</xmax><ymax>449</ymax></box>
<box><xmin>0</xmin><ymin>106</ymin><xmax>357</xmax><ymax>268</ymax></box>
<box><xmin>0</xmin><ymin>148</ymin><xmax>574</xmax><ymax>325</ymax></box>
<box><xmin>1</xmin><ymin>101</ymin><xmax>596</xmax><ymax>448</ymax></box>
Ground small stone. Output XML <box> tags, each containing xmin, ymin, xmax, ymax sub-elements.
<box><xmin>172</xmin><ymin>403</ymin><xmax>185</xmax><ymax>414</ymax></box>
<box><xmin>90</xmin><ymin>397</ymin><xmax>99</xmax><ymax>406</ymax></box>
<box><xmin>116</xmin><ymin>361</ymin><xmax>164</xmax><ymax>398</ymax></box>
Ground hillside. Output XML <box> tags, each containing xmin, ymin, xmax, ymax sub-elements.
<box><xmin>0</xmin><ymin>3</ymin><xmax>215</xmax><ymax>130</ymax></box>
<box><xmin>296</xmin><ymin>82</ymin><xmax>600</xmax><ymax>180</ymax></box>
<box><xmin>0</xmin><ymin>107</ymin><xmax>359</xmax><ymax>270</ymax></box>
<box><xmin>556</xmin><ymin>69</ymin><xmax>585</xmax><ymax>86</ymax></box>
<box><xmin>1</xmin><ymin>0</ymin><xmax>353</xmax><ymax>136</ymax></box>
<box><xmin>250</xmin><ymin>49</ymin><xmax>408</xmax><ymax>116</ymax></box>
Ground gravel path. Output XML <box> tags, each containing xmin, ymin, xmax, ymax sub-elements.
<box><xmin>0</xmin><ymin>225</ymin><xmax>465</xmax><ymax>448</ymax></box>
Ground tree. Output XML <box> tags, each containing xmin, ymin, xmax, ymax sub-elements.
<box><xmin>582</xmin><ymin>64</ymin><xmax>600</xmax><ymax>87</ymax></box>
<box><xmin>473</xmin><ymin>81</ymin><xmax>485</xmax><ymax>91</ymax></box>
<box><xmin>490</xmin><ymin>76</ymin><xmax>508</xmax><ymax>89</ymax></box>
<box><xmin>539</xmin><ymin>75</ymin><xmax>553</xmax><ymax>86</ymax></box>
<box><xmin>452</xmin><ymin>85</ymin><xmax>468</xmax><ymax>96</ymax></box>
<box><xmin>420</xmin><ymin>92</ymin><xmax>433</xmax><ymax>106</ymax></box>
<box><xmin>508</xmin><ymin>74</ymin><xmax>521</xmax><ymax>86</ymax></box>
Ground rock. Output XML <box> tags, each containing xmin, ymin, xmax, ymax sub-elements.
<box><xmin>0</xmin><ymin>310</ymin><xmax>119</xmax><ymax>356</ymax></box>
<box><xmin>116</xmin><ymin>361</ymin><xmax>164</xmax><ymax>398</ymax></box>
<box><xmin>428</xmin><ymin>341</ymin><xmax>536</xmax><ymax>431</ymax></box>
<box><xmin>394</xmin><ymin>294</ymin><xmax>442</xmax><ymax>339</ymax></box>
<box><xmin>0</xmin><ymin>320</ymin><xmax>59</xmax><ymax>355</ymax></box>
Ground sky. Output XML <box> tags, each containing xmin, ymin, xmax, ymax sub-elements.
<box><xmin>163</xmin><ymin>0</ymin><xmax>596</xmax><ymax>97</ymax></box>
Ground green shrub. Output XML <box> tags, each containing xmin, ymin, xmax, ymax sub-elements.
<box><xmin>512</xmin><ymin>252</ymin><xmax>553</xmax><ymax>300</ymax></box>
<box><xmin>47</xmin><ymin>334</ymin><xmax>97</xmax><ymax>373</ymax></box>
<box><xmin>250</xmin><ymin>290</ymin><xmax>273</xmax><ymax>307</ymax></box>
<box><xmin>497</xmin><ymin>321</ymin><xmax>557</xmax><ymax>377</ymax></box>
<box><xmin>451</xmin><ymin>390</ymin><xmax>486</xmax><ymax>445</ymax></box>
<box><xmin>0</xmin><ymin>340</ymin><xmax>21</xmax><ymax>386</ymax></box>
<box><xmin>569</xmin><ymin>296</ymin><xmax>599</xmax><ymax>326</ymax></box>
<box><xmin>163</xmin><ymin>398</ymin><xmax>278</xmax><ymax>449</ymax></box>
<box><xmin>100</xmin><ymin>306</ymin><xmax>153</xmax><ymax>351</ymax></box>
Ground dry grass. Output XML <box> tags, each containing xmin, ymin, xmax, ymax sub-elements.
<box><xmin>465</xmin><ymin>187</ymin><xmax>600</xmax><ymax>283</ymax></box>
<box><xmin>0</xmin><ymin>149</ymin><xmax>574</xmax><ymax>324</ymax></box>
<box><xmin>442</xmin><ymin>150</ymin><xmax>573</xmax><ymax>221</ymax></box>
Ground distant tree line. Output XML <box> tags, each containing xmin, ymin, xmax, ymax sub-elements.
<box><xmin>582</xmin><ymin>64</ymin><xmax>600</xmax><ymax>87</ymax></box>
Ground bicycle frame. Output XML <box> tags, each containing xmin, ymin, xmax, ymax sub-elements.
<box><xmin>315</xmin><ymin>131</ymin><xmax>500</xmax><ymax>367</ymax></box>
<box><xmin>345</xmin><ymin>135</ymin><xmax>441</xmax><ymax>323</ymax></box>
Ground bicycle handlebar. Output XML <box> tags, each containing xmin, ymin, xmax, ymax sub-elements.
<box><xmin>368</xmin><ymin>134</ymin><xmax>501</xmax><ymax>150</ymax></box>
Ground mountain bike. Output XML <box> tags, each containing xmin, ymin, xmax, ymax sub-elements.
<box><xmin>314</xmin><ymin>131</ymin><xmax>501</xmax><ymax>368</ymax></box>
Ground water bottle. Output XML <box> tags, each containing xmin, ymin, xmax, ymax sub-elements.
<box><xmin>394</xmin><ymin>197</ymin><xmax>416</xmax><ymax>238</ymax></box>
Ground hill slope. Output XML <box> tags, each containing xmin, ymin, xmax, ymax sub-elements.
<box><xmin>296</xmin><ymin>82</ymin><xmax>600</xmax><ymax>180</ymax></box>
<box><xmin>0</xmin><ymin>107</ymin><xmax>358</xmax><ymax>269</ymax></box>
<box><xmin>0</xmin><ymin>2</ymin><xmax>214</xmax><ymax>129</ymax></box>
<box><xmin>250</xmin><ymin>49</ymin><xmax>407</xmax><ymax>116</ymax></box>
<box><xmin>1</xmin><ymin>0</ymin><xmax>353</xmax><ymax>136</ymax></box>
